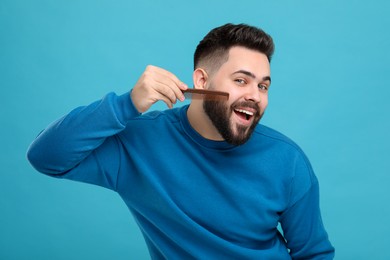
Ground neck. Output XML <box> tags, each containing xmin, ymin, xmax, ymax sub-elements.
<box><xmin>187</xmin><ymin>101</ymin><xmax>224</xmax><ymax>141</ymax></box>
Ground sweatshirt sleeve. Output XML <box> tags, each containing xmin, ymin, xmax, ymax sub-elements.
<box><xmin>280</xmin><ymin>153</ymin><xmax>335</xmax><ymax>259</ymax></box>
<box><xmin>26</xmin><ymin>91</ymin><xmax>140</xmax><ymax>190</ymax></box>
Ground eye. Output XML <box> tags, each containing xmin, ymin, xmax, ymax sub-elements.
<box><xmin>234</xmin><ymin>78</ymin><xmax>246</xmax><ymax>85</ymax></box>
<box><xmin>258</xmin><ymin>84</ymin><xmax>269</xmax><ymax>91</ymax></box>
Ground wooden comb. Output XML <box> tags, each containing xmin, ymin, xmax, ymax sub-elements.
<box><xmin>182</xmin><ymin>89</ymin><xmax>229</xmax><ymax>101</ymax></box>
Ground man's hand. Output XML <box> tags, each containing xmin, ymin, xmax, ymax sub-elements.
<box><xmin>131</xmin><ymin>65</ymin><xmax>188</xmax><ymax>113</ymax></box>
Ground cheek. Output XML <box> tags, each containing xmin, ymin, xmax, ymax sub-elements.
<box><xmin>226</xmin><ymin>89</ymin><xmax>242</xmax><ymax>103</ymax></box>
<box><xmin>260</xmin><ymin>96</ymin><xmax>268</xmax><ymax>109</ymax></box>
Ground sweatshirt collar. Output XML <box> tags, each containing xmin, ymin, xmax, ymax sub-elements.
<box><xmin>179</xmin><ymin>105</ymin><xmax>237</xmax><ymax>150</ymax></box>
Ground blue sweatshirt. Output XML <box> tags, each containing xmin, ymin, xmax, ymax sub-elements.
<box><xmin>27</xmin><ymin>92</ymin><xmax>334</xmax><ymax>259</ymax></box>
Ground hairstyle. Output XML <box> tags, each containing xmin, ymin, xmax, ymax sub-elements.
<box><xmin>194</xmin><ymin>23</ymin><xmax>274</xmax><ymax>73</ymax></box>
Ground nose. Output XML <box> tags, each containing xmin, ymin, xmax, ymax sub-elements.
<box><xmin>244</xmin><ymin>84</ymin><xmax>261</xmax><ymax>103</ymax></box>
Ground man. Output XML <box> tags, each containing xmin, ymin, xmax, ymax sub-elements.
<box><xmin>27</xmin><ymin>23</ymin><xmax>335</xmax><ymax>259</ymax></box>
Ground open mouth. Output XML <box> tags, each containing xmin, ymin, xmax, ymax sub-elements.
<box><xmin>234</xmin><ymin>108</ymin><xmax>254</xmax><ymax>122</ymax></box>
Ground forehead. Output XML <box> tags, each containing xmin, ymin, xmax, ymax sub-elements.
<box><xmin>219</xmin><ymin>46</ymin><xmax>270</xmax><ymax>77</ymax></box>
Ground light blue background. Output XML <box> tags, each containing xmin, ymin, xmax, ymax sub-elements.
<box><xmin>1</xmin><ymin>0</ymin><xmax>389</xmax><ymax>259</ymax></box>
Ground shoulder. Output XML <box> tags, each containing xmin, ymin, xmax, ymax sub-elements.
<box><xmin>252</xmin><ymin>125</ymin><xmax>318</xmax><ymax>204</ymax></box>
<box><xmin>252</xmin><ymin>124</ymin><xmax>303</xmax><ymax>153</ymax></box>
<box><xmin>131</xmin><ymin>106</ymin><xmax>183</xmax><ymax>124</ymax></box>
<box><xmin>120</xmin><ymin>106</ymin><xmax>185</xmax><ymax>139</ymax></box>
<box><xmin>251</xmin><ymin>124</ymin><xmax>315</xmax><ymax>179</ymax></box>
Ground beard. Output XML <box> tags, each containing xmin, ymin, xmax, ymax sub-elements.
<box><xmin>203</xmin><ymin>98</ymin><xmax>263</xmax><ymax>146</ymax></box>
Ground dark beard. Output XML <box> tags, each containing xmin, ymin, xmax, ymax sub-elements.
<box><xmin>203</xmin><ymin>99</ymin><xmax>263</xmax><ymax>145</ymax></box>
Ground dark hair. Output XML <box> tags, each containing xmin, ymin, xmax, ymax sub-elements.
<box><xmin>194</xmin><ymin>23</ymin><xmax>274</xmax><ymax>71</ymax></box>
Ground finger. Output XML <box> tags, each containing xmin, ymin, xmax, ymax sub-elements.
<box><xmin>146</xmin><ymin>67</ymin><xmax>186</xmax><ymax>102</ymax></box>
<box><xmin>154</xmin><ymin>77</ymin><xmax>186</xmax><ymax>102</ymax></box>
<box><xmin>145</xmin><ymin>65</ymin><xmax>188</xmax><ymax>103</ymax></box>
<box><xmin>152</xmin><ymin>65</ymin><xmax>188</xmax><ymax>89</ymax></box>
<box><xmin>148</xmin><ymin>65</ymin><xmax>188</xmax><ymax>94</ymax></box>
<box><xmin>153</xmin><ymin>82</ymin><xmax>179</xmax><ymax>105</ymax></box>
<box><xmin>157</xmin><ymin>94</ymin><xmax>174</xmax><ymax>109</ymax></box>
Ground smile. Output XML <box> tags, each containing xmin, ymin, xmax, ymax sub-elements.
<box><xmin>234</xmin><ymin>108</ymin><xmax>254</xmax><ymax>121</ymax></box>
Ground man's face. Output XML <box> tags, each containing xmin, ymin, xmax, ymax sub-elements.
<box><xmin>203</xmin><ymin>46</ymin><xmax>271</xmax><ymax>145</ymax></box>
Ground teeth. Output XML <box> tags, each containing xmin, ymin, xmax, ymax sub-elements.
<box><xmin>235</xmin><ymin>109</ymin><xmax>254</xmax><ymax>116</ymax></box>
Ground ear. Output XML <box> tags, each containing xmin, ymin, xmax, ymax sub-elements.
<box><xmin>192</xmin><ymin>68</ymin><xmax>208</xmax><ymax>90</ymax></box>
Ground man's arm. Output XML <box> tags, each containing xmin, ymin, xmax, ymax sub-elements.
<box><xmin>279</xmin><ymin>153</ymin><xmax>335</xmax><ymax>259</ymax></box>
<box><xmin>27</xmin><ymin>92</ymin><xmax>136</xmax><ymax>175</ymax></box>
<box><xmin>27</xmin><ymin>65</ymin><xmax>187</xmax><ymax>179</ymax></box>
<box><xmin>280</xmin><ymin>180</ymin><xmax>335</xmax><ymax>259</ymax></box>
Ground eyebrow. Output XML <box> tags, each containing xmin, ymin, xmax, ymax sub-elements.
<box><xmin>232</xmin><ymin>70</ymin><xmax>271</xmax><ymax>83</ymax></box>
